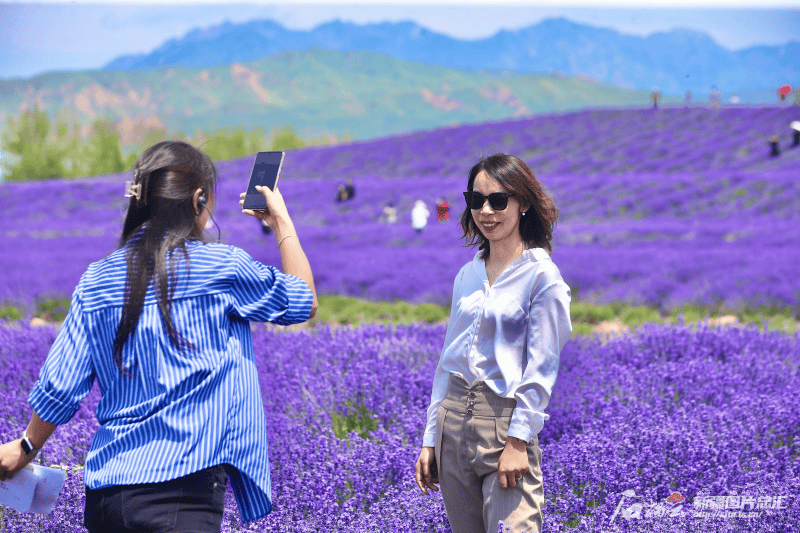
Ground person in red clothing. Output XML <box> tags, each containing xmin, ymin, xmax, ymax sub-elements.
<box><xmin>437</xmin><ymin>198</ymin><xmax>451</xmax><ymax>222</ymax></box>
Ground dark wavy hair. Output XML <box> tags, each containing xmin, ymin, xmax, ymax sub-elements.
<box><xmin>113</xmin><ymin>141</ymin><xmax>217</xmax><ymax>375</ymax></box>
<box><xmin>460</xmin><ymin>153</ymin><xmax>558</xmax><ymax>260</ymax></box>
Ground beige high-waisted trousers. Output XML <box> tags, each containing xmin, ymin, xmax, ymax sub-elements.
<box><xmin>435</xmin><ymin>374</ymin><xmax>544</xmax><ymax>533</ymax></box>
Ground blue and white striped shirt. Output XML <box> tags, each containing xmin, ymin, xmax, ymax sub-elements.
<box><xmin>28</xmin><ymin>239</ymin><xmax>313</xmax><ymax>523</ymax></box>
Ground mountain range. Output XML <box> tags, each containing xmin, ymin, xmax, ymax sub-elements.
<box><xmin>105</xmin><ymin>17</ymin><xmax>799</xmax><ymax>98</ymax></box>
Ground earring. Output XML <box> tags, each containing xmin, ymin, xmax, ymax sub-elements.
<box><xmin>522</xmin><ymin>211</ymin><xmax>527</xmax><ymax>216</ymax></box>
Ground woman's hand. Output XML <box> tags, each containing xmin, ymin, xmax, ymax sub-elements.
<box><xmin>497</xmin><ymin>436</ymin><xmax>529</xmax><ymax>489</ymax></box>
<box><xmin>415</xmin><ymin>446</ymin><xmax>439</xmax><ymax>495</ymax></box>
<box><xmin>241</xmin><ymin>185</ymin><xmax>317</xmax><ymax>317</ymax></box>
<box><xmin>0</xmin><ymin>440</ymin><xmax>33</xmax><ymax>482</ymax></box>
<box><xmin>239</xmin><ymin>185</ymin><xmax>293</xmax><ymax>233</ymax></box>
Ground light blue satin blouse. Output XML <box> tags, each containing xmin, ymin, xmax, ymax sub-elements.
<box><xmin>423</xmin><ymin>248</ymin><xmax>572</xmax><ymax>446</ymax></box>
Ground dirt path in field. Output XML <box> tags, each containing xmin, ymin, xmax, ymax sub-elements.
<box><xmin>23</xmin><ymin>316</ymin><xmax>798</xmax><ymax>338</ymax></box>
<box><xmin>591</xmin><ymin>314</ymin><xmax>800</xmax><ymax>343</ymax></box>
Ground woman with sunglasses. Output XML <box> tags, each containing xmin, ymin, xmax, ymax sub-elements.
<box><xmin>415</xmin><ymin>153</ymin><xmax>572</xmax><ymax>533</ymax></box>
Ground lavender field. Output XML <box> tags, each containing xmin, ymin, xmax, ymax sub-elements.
<box><xmin>1</xmin><ymin>320</ymin><xmax>797</xmax><ymax>532</ymax></box>
<box><xmin>1</xmin><ymin>107</ymin><xmax>799</xmax><ymax>532</ymax></box>
<box><xmin>2</xmin><ymin>107</ymin><xmax>799</xmax><ymax>310</ymax></box>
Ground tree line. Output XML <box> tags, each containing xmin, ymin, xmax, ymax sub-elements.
<box><xmin>0</xmin><ymin>108</ymin><xmax>346</xmax><ymax>181</ymax></box>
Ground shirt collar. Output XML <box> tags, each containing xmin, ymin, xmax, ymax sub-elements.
<box><xmin>472</xmin><ymin>247</ymin><xmax>549</xmax><ymax>281</ymax></box>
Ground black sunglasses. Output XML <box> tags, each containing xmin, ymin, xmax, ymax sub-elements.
<box><xmin>463</xmin><ymin>191</ymin><xmax>516</xmax><ymax>211</ymax></box>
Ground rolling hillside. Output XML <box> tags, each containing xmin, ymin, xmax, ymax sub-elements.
<box><xmin>1</xmin><ymin>49</ymin><xmax>670</xmax><ymax>143</ymax></box>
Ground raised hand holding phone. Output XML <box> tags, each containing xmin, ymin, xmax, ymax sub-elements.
<box><xmin>242</xmin><ymin>151</ymin><xmax>284</xmax><ymax>211</ymax></box>
<box><xmin>239</xmin><ymin>185</ymin><xmax>292</xmax><ymax>233</ymax></box>
<box><xmin>239</xmin><ymin>170</ymin><xmax>318</xmax><ymax>319</ymax></box>
<box><xmin>240</xmin><ymin>150</ymin><xmax>292</xmax><ymax>233</ymax></box>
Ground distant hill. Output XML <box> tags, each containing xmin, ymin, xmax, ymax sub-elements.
<box><xmin>104</xmin><ymin>17</ymin><xmax>800</xmax><ymax>99</ymax></box>
<box><xmin>0</xmin><ymin>48</ymin><xmax>669</xmax><ymax>143</ymax></box>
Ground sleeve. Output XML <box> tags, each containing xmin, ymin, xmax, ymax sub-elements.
<box><xmin>507</xmin><ymin>280</ymin><xmax>572</xmax><ymax>443</ymax></box>
<box><xmin>230</xmin><ymin>248</ymin><xmax>313</xmax><ymax>326</ymax></box>
<box><xmin>422</xmin><ymin>268</ymin><xmax>465</xmax><ymax>448</ymax></box>
<box><xmin>28</xmin><ymin>286</ymin><xmax>96</xmax><ymax>425</ymax></box>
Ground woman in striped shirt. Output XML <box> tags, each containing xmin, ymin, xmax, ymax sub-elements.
<box><xmin>0</xmin><ymin>141</ymin><xmax>318</xmax><ymax>532</ymax></box>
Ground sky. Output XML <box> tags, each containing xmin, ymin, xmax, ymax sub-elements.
<box><xmin>1</xmin><ymin>1</ymin><xmax>799</xmax><ymax>79</ymax></box>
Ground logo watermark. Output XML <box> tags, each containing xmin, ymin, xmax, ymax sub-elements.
<box><xmin>608</xmin><ymin>490</ymin><xmax>789</xmax><ymax>525</ymax></box>
<box><xmin>609</xmin><ymin>489</ymin><xmax>685</xmax><ymax>524</ymax></box>
<box><xmin>692</xmin><ymin>494</ymin><xmax>788</xmax><ymax>519</ymax></box>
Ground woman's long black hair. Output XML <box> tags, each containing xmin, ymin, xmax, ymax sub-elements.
<box><xmin>113</xmin><ymin>141</ymin><xmax>217</xmax><ymax>375</ymax></box>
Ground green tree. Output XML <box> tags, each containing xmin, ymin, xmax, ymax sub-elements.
<box><xmin>270</xmin><ymin>126</ymin><xmax>306</xmax><ymax>151</ymax></box>
<box><xmin>141</xmin><ymin>127</ymin><xmax>173</xmax><ymax>148</ymax></box>
<box><xmin>1</xmin><ymin>107</ymin><xmax>75</xmax><ymax>181</ymax></box>
<box><xmin>199</xmin><ymin>127</ymin><xmax>268</xmax><ymax>161</ymax></box>
<box><xmin>83</xmin><ymin>120</ymin><xmax>127</xmax><ymax>176</ymax></box>
<box><xmin>124</xmin><ymin>129</ymin><xmax>187</xmax><ymax>170</ymax></box>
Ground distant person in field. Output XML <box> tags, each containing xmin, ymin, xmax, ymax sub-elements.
<box><xmin>778</xmin><ymin>84</ymin><xmax>791</xmax><ymax>102</ymax></box>
<box><xmin>415</xmin><ymin>154</ymin><xmax>572</xmax><ymax>533</ymax></box>
<box><xmin>336</xmin><ymin>184</ymin><xmax>348</xmax><ymax>202</ymax></box>
<box><xmin>381</xmin><ymin>202</ymin><xmax>398</xmax><ymax>224</ymax></box>
<box><xmin>710</xmin><ymin>87</ymin><xmax>722</xmax><ymax>109</ymax></box>
<box><xmin>437</xmin><ymin>197</ymin><xmax>451</xmax><ymax>222</ymax></box>
<box><xmin>792</xmin><ymin>121</ymin><xmax>800</xmax><ymax>147</ymax></box>
<box><xmin>0</xmin><ymin>141</ymin><xmax>318</xmax><ymax>532</ymax></box>
<box><xmin>411</xmin><ymin>199</ymin><xmax>430</xmax><ymax>233</ymax></box>
<box><xmin>651</xmin><ymin>88</ymin><xmax>661</xmax><ymax>109</ymax></box>
<box><xmin>770</xmin><ymin>135</ymin><xmax>780</xmax><ymax>157</ymax></box>
<box><xmin>345</xmin><ymin>178</ymin><xmax>355</xmax><ymax>200</ymax></box>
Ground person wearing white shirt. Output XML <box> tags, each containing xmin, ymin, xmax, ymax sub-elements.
<box><xmin>411</xmin><ymin>199</ymin><xmax>430</xmax><ymax>233</ymax></box>
<box><xmin>414</xmin><ymin>154</ymin><xmax>572</xmax><ymax>533</ymax></box>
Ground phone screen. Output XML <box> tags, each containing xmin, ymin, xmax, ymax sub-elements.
<box><xmin>242</xmin><ymin>151</ymin><xmax>285</xmax><ymax>210</ymax></box>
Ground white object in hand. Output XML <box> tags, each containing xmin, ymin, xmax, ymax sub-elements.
<box><xmin>0</xmin><ymin>466</ymin><xmax>37</xmax><ymax>512</ymax></box>
<box><xmin>0</xmin><ymin>464</ymin><xmax>67</xmax><ymax>514</ymax></box>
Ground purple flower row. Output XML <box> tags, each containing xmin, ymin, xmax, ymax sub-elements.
<box><xmin>1</xmin><ymin>320</ymin><xmax>797</xmax><ymax>532</ymax></box>
<box><xmin>267</xmin><ymin>106</ymin><xmax>800</xmax><ymax>179</ymax></box>
<box><xmin>1</xmin><ymin>174</ymin><xmax>797</xmax><ymax>310</ymax></box>
<box><xmin>2</xmin><ymin>107</ymin><xmax>799</xmax><ymax>310</ymax></box>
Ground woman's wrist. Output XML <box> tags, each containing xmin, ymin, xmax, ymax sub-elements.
<box><xmin>273</xmin><ymin>219</ymin><xmax>297</xmax><ymax>241</ymax></box>
<box><xmin>278</xmin><ymin>234</ymin><xmax>296</xmax><ymax>248</ymax></box>
<box><xmin>506</xmin><ymin>435</ymin><xmax>528</xmax><ymax>449</ymax></box>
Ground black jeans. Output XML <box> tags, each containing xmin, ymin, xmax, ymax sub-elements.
<box><xmin>84</xmin><ymin>465</ymin><xmax>228</xmax><ymax>533</ymax></box>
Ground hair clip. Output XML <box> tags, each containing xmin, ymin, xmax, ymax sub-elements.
<box><xmin>125</xmin><ymin>181</ymin><xmax>142</xmax><ymax>200</ymax></box>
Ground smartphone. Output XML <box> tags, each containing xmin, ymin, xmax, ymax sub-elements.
<box><xmin>242</xmin><ymin>151</ymin><xmax>285</xmax><ymax>211</ymax></box>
